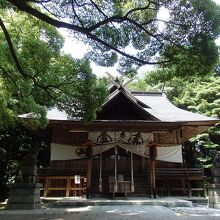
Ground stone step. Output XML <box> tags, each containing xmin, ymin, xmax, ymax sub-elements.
<box><xmin>48</xmin><ymin>197</ymin><xmax>193</xmax><ymax>208</ymax></box>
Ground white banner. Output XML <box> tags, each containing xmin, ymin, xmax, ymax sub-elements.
<box><xmin>51</xmin><ymin>143</ymin><xmax>183</xmax><ymax>163</ymax></box>
<box><xmin>51</xmin><ymin>131</ymin><xmax>182</xmax><ymax>163</ymax></box>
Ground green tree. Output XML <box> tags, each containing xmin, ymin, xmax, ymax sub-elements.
<box><xmin>0</xmin><ymin>10</ymin><xmax>107</xmax><ymax>127</ymax></box>
<box><xmin>1</xmin><ymin>0</ymin><xmax>220</xmax><ymax>75</ymax></box>
<box><xmin>129</xmin><ymin>67</ymin><xmax>211</xmax><ymax>100</ymax></box>
<box><xmin>0</xmin><ymin>11</ymin><xmax>107</xmax><ymax>199</ymax></box>
<box><xmin>129</xmin><ymin>70</ymin><xmax>220</xmax><ymax>170</ymax></box>
<box><xmin>173</xmin><ymin>76</ymin><xmax>220</xmax><ymax>169</ymax></box>
<box><xmin>174</xmin><ymin>77</ymin><xmax>220</xmax><ymax>118</ymax></box>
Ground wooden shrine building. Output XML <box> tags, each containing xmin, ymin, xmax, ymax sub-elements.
<box><xmin>29</xmin><ymin>80</ymin><xmax>218</xmax><ymax>198</ymax></box>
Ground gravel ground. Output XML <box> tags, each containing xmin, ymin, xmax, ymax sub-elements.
<box><xmin>1</xmin><ymin>199</ymin><xmax>220</xmax><ymax>220</ymax></box>
<box><xmin>0</xmin><ymin>204</ymin><xmax>220</xmax><ymax>219</ymax></box>
<box><xmin>171</xmin><ymin>205</ymin><xmax>220</xmax><ymax>217</ymax></box>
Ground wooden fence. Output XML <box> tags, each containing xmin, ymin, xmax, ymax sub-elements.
<box><xmin>37</xmin><ymin>176</ymin><xmax>87</xmax><ymax>197</ymax></box>
<box><xmin>37</xmin><ymin>168</ymin><xmax>206</xmax><ymax>197</ymax></box>
<box><xmin>155</xmin><ymin>168</ymin><xmax>207</xmax><ymax>197</ymax></box>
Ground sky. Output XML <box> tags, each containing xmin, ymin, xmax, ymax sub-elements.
<box><xmin>61</xmin><ymin>0</ymin><xmax>220</xmax><ymax>77</ymax></box>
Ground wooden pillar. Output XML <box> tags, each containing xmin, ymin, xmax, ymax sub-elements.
<box><xmin>43</xmin><ymin>177</ymin><xmax>49</xmax><ymax>197</ymax></box>
<box><xmin>150</xmin><ymin>159</ymin><xmax>156</xmax><ymax>198</ymax></box>
<box><xmin>66</xmin><ymin>176</ymin><xmax>70</xmax><ymax>197</ymax></box>
<box><xmin>99</xmin><ymin>148</ymin><xmax>102</xmax><ymax>192</ymax></box>
<box><xmin>148</xmin><ymin>142</ymin><xmax>158</xmax><ymax>199</ymax></box>
<box><xmin>130</xmin><ymin>132</ymin><xmax>134</xmax><ymax>192</ymax></box>
<box><xmin>114</xmin><ymin>145</ymin><xmax>118</xmax><ymax>194</ymax></box>
<box><xmin>141</xmin><ymin>157</ymin><xmax>146</xmax><ymax>173</ymax></box>
<box><xmin>131</xmin><ymin>150</ymin><xmax>134</xmax><ymax>192</ymax></box>
<box><xmin>86</xmin><ymin>140</ymin><xmax>93</xmax><ymax>199</ymax></box>
<box><xmin>86</xmin><ymin>155</ymin><xmax>93</xmax><ymax>198</ymax></box>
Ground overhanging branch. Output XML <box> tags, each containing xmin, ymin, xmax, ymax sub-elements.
<box><xmin>0</xmin><ymin>66</ymin><xmax>21</xmax><ymax>94</ymax></box>
<box><xmin>6</xmin><ymin>0</ymin><xmax>170</xmax><ymax>65</ymax></box>
<box><xmin>0</xmin><ymin>16</ymin><xmax>73</xmax><ymax>100</ymax></box>
<box><xmin>0</xmin><ymin>17</ymin><xmax>28</xmax><ymax>79</ymax></box>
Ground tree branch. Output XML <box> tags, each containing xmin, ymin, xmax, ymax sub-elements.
<box><xmin>71</xmin><ymin>0</ymin><xmax>85</xmax><ymax>27</ymax></box>
<box><xmin>0</xmin><ymin>17</ymin><xmax>28</xmax><ymax>79</ymax></box>
<box><xmin>125</xmin><ymin>2</ymin><xmax>152</xmax><ymax>17</ymax></box>
<box><xmin>0</xmin><ymin>66</ymin><xmax>21</xmax><ymax>94</ymax></box>
<box><xmin>87</xmin><ymin>15</ymin><xmax>125</xmax><ymax>31</ymax></box>
<box><xmin>89</xmin><ymin>0</ymin><xmax>108</xmax><ymax>19</ymax></box>
<box><xmin>7</xmin><ymin>0</ymin><xmax>86</xmax><ymax>31</ymax></box>
<box><xmin>6</xmin><ymin>0</ymin><xmax>170</xmax><ymax>65</ymax></box>
<box><xmin>0</xmin><ymin>16</ymin><xmax>74</xmax><ymax>101</ymax></box>
<box><xmin>25</xmin><ymin>0</ymin><xmax>52</xmax><ymax>3</ymax></box>
<box><xmin>39</xmin><ymin>2</ymin><xmax>60</xmax><ymax>19</ymax></box>
<box><xmin>86</xmin><ymin>31</ymin><xmax>169</xmax><ymax>65</ymax></box>
<box><xmin>87</xmin><ymin>15</ymin><xmax>162</xmax><ymax>45</ymax></box>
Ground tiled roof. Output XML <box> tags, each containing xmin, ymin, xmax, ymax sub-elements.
<box><xmin>133</xmin><ymin>92</ymin><xmax>216</xmax><ymax>122</ymax></box>
<box><xmin>19</xmin><ymin>89</ymin><xmax>218</xmax><ymax>123</ymax></box>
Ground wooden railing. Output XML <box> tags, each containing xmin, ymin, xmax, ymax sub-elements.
<box><xmin>37</xmin><ymin>168</ymin><xmax>206</xmax><ymax>197</ymax></box>
<box><xmin>37</xmin><ymin>176</ymin><xmax>87</xmax><ymax>197</ymax></box>
<box><xmin>154</xmin><ymin>168</ymin><xmax>207</xmax><ymax>197</ymax></box>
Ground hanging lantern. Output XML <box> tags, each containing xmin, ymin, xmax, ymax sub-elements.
<box><xmin>150</xmin><ymin>147</ymin><xmax>157</xmax><ymax>160</ymax></box>
<box><xmin>86</xmin><ymin>139</ymin><xmax>94</xmax><ymax>157</ymax></box>
<box><xmin>148</xmin><ymin>141</ymin><xmax>158</xmax><ymax>160</ymax></box>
